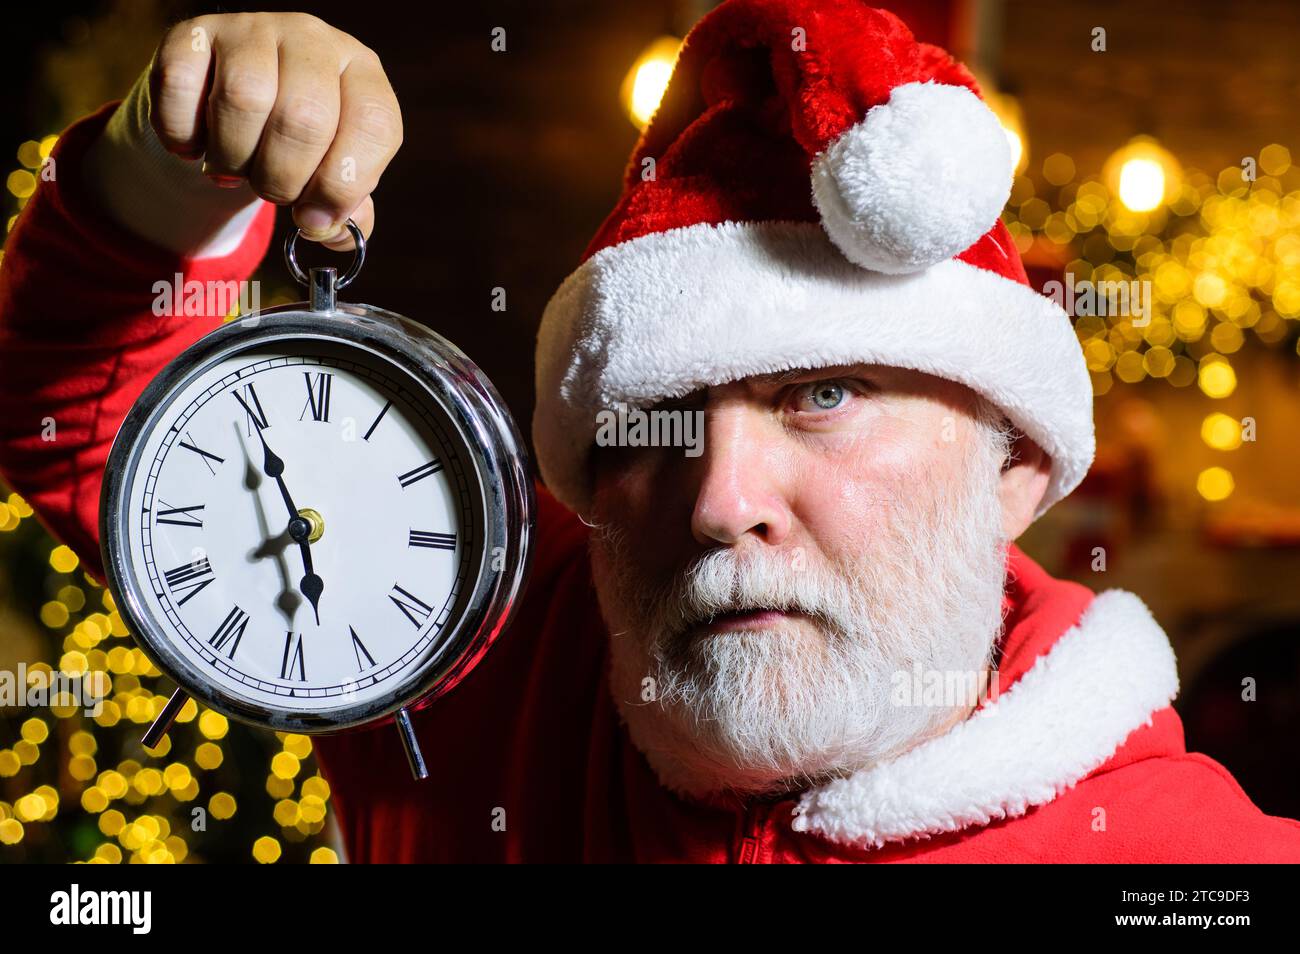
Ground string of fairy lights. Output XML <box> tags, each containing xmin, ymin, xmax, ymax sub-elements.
<box><xmin>0</xmin><ymin>509</ymin><xmax>340</xmax><ymax>868</ymax></box>
<box><xmin>0</xmin><ymin>503</ymin><xmax>339</xmax><ymax>862</ymax></box>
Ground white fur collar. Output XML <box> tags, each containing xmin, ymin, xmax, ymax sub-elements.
<box><xmin>790</xmin><ymin>589</ymin><xmax>1179</xmax><ymax>849</ymax></box>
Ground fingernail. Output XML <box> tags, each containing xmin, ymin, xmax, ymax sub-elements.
<box><xmin>199</xmin><ymin>160</ymin><xmax>244</xmax><ymax>188</ymax></box>
<box><xmin>296</xmin><ymin>205</ymin><xmax>336</xmax><ymax>238</ymax></box>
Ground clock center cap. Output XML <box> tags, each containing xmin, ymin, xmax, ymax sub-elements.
<box><xmin>291</xmin><ymin>508</ymin><xmax>325</xmax><ymax>544</ymax></box>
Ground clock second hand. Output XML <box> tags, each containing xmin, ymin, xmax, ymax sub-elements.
<box><xmin>252</xmin><ymin>427</ymin><xmax>324</xmax><ymax>625</ymax></box>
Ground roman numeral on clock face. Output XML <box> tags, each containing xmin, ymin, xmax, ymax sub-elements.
<box><xmin>209</xmin><ymin>606</ymin><xmax>249</xmax><ymax>658</ymax></box>
<box><xmin>156</xmin><ymin>501</ymin><xmax>205</xmax><ymax>528</ymax></box>
<box><xmin>398</xmin><ymin>459</ymin><xmax>442</xmax><ymax>488</ymax></box>
<box><xmin>299</xmin><ymin>371</ymin><xmax>333</xmax><ymax>422</ymax></box>
<box><xmin>233</xmin><ymin>382</ymin><xmax>269</xmax><ymax>435</ymax></box>
<box><xmin>164</xmin><ymin>557</ymin><xmax>215</xmax><ymax>606</ymax></box>
<box><xmin>389</xmin><ymin>584</ymin><xmax>434</xmax><ymax>629</ymax></box>
<box><xmin>179</xmin><ymin>432</ymin><xmax>224</xmax><ymax>475</ymax></box>
<box><xmin>281</xmin><ymin>631</ymin><xmax>307</xmax><ymax>681</ymax></box>
<box><xmin>349</xmin><ymin>626</ymin><xmax>376</xmax><ymax>671</ymax></box>
<box><xmin>409</xmin><ymin>530</ymin><xmax>456</xmax><ymax>550</ymax></box>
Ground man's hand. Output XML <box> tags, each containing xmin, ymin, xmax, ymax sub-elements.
<box><xmin>148</xmin><ymin>12</ymin><xmax>402</xmax><ymax>250</ymax></box>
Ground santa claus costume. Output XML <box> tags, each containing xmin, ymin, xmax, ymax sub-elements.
<box><xmin>1</xmin><ymin>0</ymin><xmax>1298</xmax><ymax>862</ymax></box>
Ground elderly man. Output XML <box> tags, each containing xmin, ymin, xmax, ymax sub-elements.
<box><xmin>2</xmin><ymin>1</ymin><xmax>1298</xmax><ymax>863</ymax></box>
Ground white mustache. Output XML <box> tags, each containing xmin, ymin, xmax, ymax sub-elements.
<box><xmin>653</xmin><ymin>546</ymin><xmax>866</xmax><ymax>650</ymax></box>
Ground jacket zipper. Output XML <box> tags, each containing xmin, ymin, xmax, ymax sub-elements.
<box><xmin>737</xmin><ymin>800</ymin><xmax>768</xmax><ymax>864</ymax></box>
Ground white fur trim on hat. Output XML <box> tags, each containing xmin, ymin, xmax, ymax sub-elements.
<box><xmin>533</xmin><ymin>219</ymin><xmax>1094</xmax><ymax>519</ymax></box>
<box><xmin>791</xmin><ymin>589</ymin><xmax>1179</xmax><ymax>849</ymax></box>
<box><xmin>811</xmin><ymin>81</ymin><xmax>1014</xmax><ymax>275</ymax></box>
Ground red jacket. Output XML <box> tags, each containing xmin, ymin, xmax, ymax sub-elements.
<box><xmin>3</xmin><ymin>104</ymin><xmax>1300</xmax><ymax>862</ymax></box>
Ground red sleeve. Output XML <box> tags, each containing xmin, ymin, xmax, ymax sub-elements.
<box><xmin>0</xmin><ymin>102</ymin><xmax>277</xmax><ymax>579</ymax></box>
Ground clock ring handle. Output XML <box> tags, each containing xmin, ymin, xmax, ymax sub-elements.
<box><xmin>283</xmin><ymin>217</ymin><xmax>366</xmax><ymax>293</ymax></box>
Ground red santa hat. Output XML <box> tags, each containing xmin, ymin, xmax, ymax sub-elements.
<box><xmin>534</xmin><ymin>0</ymin><xmax>1093</xmax><ymax>519</ymax></box>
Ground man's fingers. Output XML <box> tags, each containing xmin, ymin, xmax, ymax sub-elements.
<box><xmin>200</xmin><ymin>23</ymin><xmax>279</xmax><ymax>178</ymax></box>
<box><xmin>247</xmin><ymin>33</ymin><xmax>342</xmax><ymax>207</ymax></box>
<box><xmin>150</xmin><ymin>18</ymin><xmax>220</xmax><ymax>156</ymax></box>
<box><xmin>318</xmin><ymin>195</ymin><xmax>374</xmax><ymax>251</ymax></box>
<box><xmin>291</xmin><ymin>50</ymin><xmax>402</xmax><ymax>242</ymax></box>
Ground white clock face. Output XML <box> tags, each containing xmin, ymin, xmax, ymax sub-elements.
<box><xmin>118</xmin><ymin>339</ymin><xmax>481</xmax><ymax>719</ymax></box>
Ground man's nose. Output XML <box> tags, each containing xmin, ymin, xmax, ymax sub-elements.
<box><xmin>689</xmin><ymin>405</ymin><xmax>793</xmax><ymax>548</ymax></box>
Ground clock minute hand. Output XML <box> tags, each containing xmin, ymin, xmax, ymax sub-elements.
<box><xmin>295</xmin><ymin>545</ymin><xmax>324</xmax><ymax>627</ymax></box>
<box><xmin>252</xmin><ymin>427</ymin><xmax>324</xmax><ymax>625</ymax></box>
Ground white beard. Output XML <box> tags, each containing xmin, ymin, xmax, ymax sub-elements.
<box><xmin>589</xmin><ymin>418</ymin><xmax>1012</xmax><ymax>799</ymax></box>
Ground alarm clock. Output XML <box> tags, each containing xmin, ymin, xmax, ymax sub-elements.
<box><xmin>99</xmin><ymin>221</ymin><xmax>535</xmax><ymax>778</ymax></box>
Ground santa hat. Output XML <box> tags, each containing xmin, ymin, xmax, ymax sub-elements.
<box><xmin>534</xmin><ymin>0</ymin><xmax>1093</xmax><ymax>520</ymax></box>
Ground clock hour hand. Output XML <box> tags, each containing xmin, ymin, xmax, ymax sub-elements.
<box><xmin>251</xmin><ymin>427</ymin><xmax>324</xmax><ymax>625</ymax></box>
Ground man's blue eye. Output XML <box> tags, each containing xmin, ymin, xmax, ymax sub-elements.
<box><xmin>809</xmin><ymin>382</ymin><xmax>845</xmax><ymax>410</ymax></box>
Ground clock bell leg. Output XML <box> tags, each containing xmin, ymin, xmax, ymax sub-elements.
<box><xmin>143</xmin><ymin>686</ymin><xmax>190</xmax><ymax>749</ymax></box>
<box><xmin>394</xmin><ymin>707</ymin><xmax>429</xmax><ymax>780</ymax></box>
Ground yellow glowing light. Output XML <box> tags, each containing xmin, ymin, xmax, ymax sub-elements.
<box><xmin>198</xmin><ymin>710</ymin><xmax>229</xmax><ymax>740</ymax></box>
<box><xmin>252</xmin><ymin>835</ymin><xmax>282</xmax><ymax>864</ymax></box>
<box><xmin>1259</xmin><ymin>143</ymin><xmax>1291</xmax><ymax>177</ymax></box>
<box><xmin>98</xmin><ymin>770</ymin><xmax>127</xmax><ymax>799</ymax></box>
<box><xmin>0</xmin><ymin>750</ymin><xmax>21</xmax><ymax>777</ymax></box>
<box><xmin>283</xmin><ymin>734</ymin><xmax>312</xmax><ymax>759</ymax></box>
<box><xmin>133</xmin><ymin>768</ymin><xmax>164</xmax><ymax>796</ymax></box>
<box><xmin>6</xmin><ymin>169</ymin><xmax>36</xmax><ymax>199</ymax></box>
<box><xmin>1118</xmin><ymin>159</ymin><xmax>1164</xmax><ymax>212</ymax></box>
<box><xmin>273</xmin><ymin>799</ymin><xmax>301</xmax><ymax>827</ymax></box>
<box><xmin>166</xmin><ymin>837</ymin><xmax>188</xmax><ymax>862</ymax></box>
<box><xmin>164</xmin><ymin>764</ymin><xmax>192</xmax><ymax>791</ymax></box>
<box><xmin>301</xmin><ymin>775</ymin><xmax>331</xmax><ymax>801</ymax></box>
<box><xmin>979</xmin><ymin>84</ymin><xmax>1028</xmax><ymax>177</ymax></box>
<box><xmin>271</xmin><ymin>752</ymin><xmax>301</xmax><ymax>780</ymax></box>
<box><xmin>1201</xmin><ymin>412</ymin><xmax>1242</xmax><ymax>450</ymax></box>
<box><xmin>310</xmin><ymin>847</ymin><xmax>340</xmax><ymax>864</ymax></box>
<box><xmin>57</xmin><ymin>584</ymin><xmax>85</xmax><ymax>611</ymax></box>
<box><xmin>95</xmin><ymin>843</ymin><xmax>122</xmax><ymax>863</ymax></box>
<box><xmin>621</xmin><ymin>36</ymin><xmax>681</xmax><ymax>130</ymax></box>
<box><xmin>1042</xmin><ymin>153</ymin><xmax>1075</xmax><ymax>187</ymax></box>
<box><xmin>1004</xmin><ymin>128</ymin><xmax>1024</xmax><ymax>176</ymax></box>
<box><xmin>1198</xmin><ymin>360</ymin><xmax>1237</xmax><ymax>398</ymax></box>
<box><xmin>209</xmin><ymin>792</ymin><xmax>237</xmax><ymax>820</ymax></box>
<box><xmin>16</xmin><ymin>794</ymin><xmax>46</xmax><ymax>822</ymax></box>
<box><xmin>58</xmin><ymin>650</ymin><xmax>88</xmax><ymax>676</ymax></box>
<box><xmin>1193</xmin><ymin>273</ymin><xmax>1227</xmax><ymax>308</ymax></box>
<box><xmin>20</xmin><ymin>718</ymin><xmax>48</xmax><ymax>745</ymax></box>
<box><xmin>1105</xmin><ymin>136</ymin><xmax>1181</xmax><ymax>213</ymax></box>
<box><xmin>299</xmin><ymin>794</ymin><xmax>326</xmax><ymax>823</ymax></box>
<box><xmin>49</xmin><ymin>545</ymin><xmax>79</xmax><ymax>573</ymax></box>
<box><xmin>195</xmin><ymin>742</ymin><xmax>224</xmax><ymax>770</ymax></box>
<box><xmin>1197</xmin><ymin>466</ymin><xmax>1235</xmax><ymax>501</ymax></box>
<box><xmin>0</xmin><ymin>819</ymin><xmax>23</xmax><ymax>845</ymax></box>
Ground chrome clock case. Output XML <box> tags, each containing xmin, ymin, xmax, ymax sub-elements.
<box><xmin>99</xmin><ymin>223</ymin><xmax>535</xmax><ymax>778</ymax></box>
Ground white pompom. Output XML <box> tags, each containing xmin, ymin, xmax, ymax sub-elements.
<box><xmin>811</xmin><ymin>81</ymin><xmax>1013</xmax><ymax>275</ymax></box>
